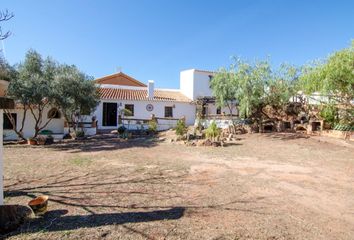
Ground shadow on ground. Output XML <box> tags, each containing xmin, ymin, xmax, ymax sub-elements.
<box><xmin>47</xmin><ymin>134</ymin><xmax>161</xmax><ymax>153</ymax></box>
<box><xmin>262</xmin><ymin>132</ymin><xmax>310</xmax><ymax>141</ymax></box>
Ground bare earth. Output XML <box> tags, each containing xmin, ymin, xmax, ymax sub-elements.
<box><xmin>2</xmin><ymin>133</ymin><xmax>354</xmax><ymax>240</ymax></box>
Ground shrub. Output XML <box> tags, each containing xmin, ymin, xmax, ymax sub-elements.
<box><xmin>205</xmin><ymin>121</ymin><xmax>221</xmax><ymax>141</ymax></box>
<box><xmin>117</xmin><ymin>125</ymin><xmax>127</xmax><ymax>135</ymax></box>
<box><xmin>75</xmin><ymin>130</ymin><xmax>85</xmax><ymax>138</ymax></box>
<box><xmin>320</xmin><ymin>104</ymin><xmax>338</xmax><ymax>127</ymax></box>
<box><xmin>148</xmin><ymin>120</ymin><xmax>158</xmax><ymax>133</ymax></box>
<box><xmin>175</xmin><ymin>119</ymin><xmax>186</xmax><ymax>136</ymax></box>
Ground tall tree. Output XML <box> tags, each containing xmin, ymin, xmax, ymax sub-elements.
<box><xmin>299</xmin><ymin>41</ymin><xmax>354</xmax><ymax>124</ymax></box>
<box><xmin>6</xmin><ymin>50</ymin><xmax>59</xmax><ymax>138</ymax></box>
<box><xmin>212</xmin><ymin>58</ymin><xmax>298</xmax><ymax>122</ymax></box>
<box><xmin>54</xmin><ymin>64</ymin><xmax>99</xmax><ymax>132</ymax></box>
<box><xmin>210</xmin><ymin>67</ymin><xmax>238</xmax><ymax>115</ymax></box>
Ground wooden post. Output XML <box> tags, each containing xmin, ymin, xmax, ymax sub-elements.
<box><xmin>0</xmin><ymin>109</ymin><xmax>3</xmax><ymax>205</ymax></box>
<box><xmin>0</xmin><ymin>97</ymin><xmax>14</xmax><ymax>205</ymax></box>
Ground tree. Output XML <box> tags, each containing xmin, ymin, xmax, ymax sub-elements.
<box><xmin>20</xmin><ymin>50</ymin><xmax>58</xmax><ymax>137</ymax></box>
<box><xmin>6</xmin><ymin>50</ymin><xmax>59</xmax><ymax>139</ymax></box>
<box><xmin>212</xmin><ymin>58</ymin><xmax>298</xmax><ymax>123</ymax></box>
<box><xmin>0</xmin><ymin>10</ymin><xmax>14</xmax><ymax>40</ymax></box>
<box><xmin>299</xmin><ymin>41</ymin><xmax>354</xmax><ymax>124</ymax></box>
<box><xmin>210</xmin><ymin>67</ymin><xmax>238</xmax><ymax>115</ymax></box>
<box><xmin>54</xmin><ymin>64</ymin><xmax>99</xmax><ymax>132</ymax></box>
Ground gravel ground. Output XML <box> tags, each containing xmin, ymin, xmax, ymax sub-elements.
<box><xmin>2</xmin><ymin>133</ymin><xmax>354</xmax><ymax>240</ymax></box>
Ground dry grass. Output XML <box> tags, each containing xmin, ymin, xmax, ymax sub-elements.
<box><xmin>2</xmin><ymin>133</ymin><xmax>354</xmax><ymax>240</ymax></box>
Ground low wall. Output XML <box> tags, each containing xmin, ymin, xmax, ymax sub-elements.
<box><xmin>64</xmin><ymin>127</ymin><xmax>97</xmax><ymax>136</ymax></box>
<box><xmin>197</xmin><ymin>118</ymin><xmax>240</xmax><ymax>129</ymax></box>
<box><xmin>320</xmin><ymin>130</ymin><xmax>354</xmax><ymax>141</ymax></box>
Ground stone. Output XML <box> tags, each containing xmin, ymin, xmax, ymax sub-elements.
<box><xmin>0</xmin><ymin>205</ymin><xmax>35</xmax><ymax>234</ymax></box>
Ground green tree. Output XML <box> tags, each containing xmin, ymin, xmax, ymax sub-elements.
<box><xmin>210</xmin><ymin>67</ymin><xmax>238</xmax><ymax>115</ymax></box>
<box><xmin>5</xmin><ymin>50</ymin><xmax>58</xmax><ymax>139</ymax></box>
<box><xmin>54</xmin><ymin>64</ymin><xmax>99</xmax><ymax>132</ymax></box>
<box><xmin>299</xmin><ymin>41</ymin><xmax>354</xmax><ymax>124</ymax></box>
<box><xmin>212</xmin><ymin>58</ymin><xmax>298</xmax><ymax>123</ymax></box>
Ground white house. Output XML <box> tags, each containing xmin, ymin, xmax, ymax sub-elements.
<box><xmin>3</xmin><ymin>69</ymin><xmax>236</xmax><ymax>140</ymax></box>
<box><xmin>93</xmin><ymin>71</ymin><xmax>196</xmax><ymax>131</ymax></box>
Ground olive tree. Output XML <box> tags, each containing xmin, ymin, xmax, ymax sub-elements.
<box><xmin>53</xmin><ymin>64</ymin><xmax>99</xmax><ymax>132</ymax></box>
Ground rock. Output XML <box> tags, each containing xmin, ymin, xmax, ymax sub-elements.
<box><xmin>0</xmin><ymin>205</ymin><xmax>34</xmax><ymax>234</ymax></box>
<box><xmin>204</xmin><ymin>139</ymin><xmax>213</xmax><ymax>146</ymax></box>
<box><xmin>158</xmin><ymin>137</ymin><xmax>166</xmax><ymax>141</ymax></box>
<box><xmin>169</xmin><ymin>139</ymin><xmax>174</xmax><ymax>143</ymax></box>
<box><xmin>110</xmin><ymin>130</ymin><xmax>118</xmax><ymax>134</ymax></box>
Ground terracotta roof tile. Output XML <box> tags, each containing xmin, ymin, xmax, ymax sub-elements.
<box><xmin>98</xmin><ymin>88</ymin><xmax>192</xmax><ymax>103</ymax></box>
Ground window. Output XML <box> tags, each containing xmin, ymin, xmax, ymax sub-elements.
<box><xmin>4</xmin><ymin>113</ymin><xmax>17</xmax><ymax>130</ymax></box>
<box><xmin>165</xmin><ymin>106</ymin><xmax>173</xmax><ymax>118</ymax></box>
<box><xmin>125</xmin><ymin>104</ymin><xmax>134</xmax><ymax>116</ymax></box>
<box><xmin>48</xmin><ymin>108</ymin><xmax>61</xmax><ymax>119</ymax></box>
<box><xmin>216</xmin><ymin>107</ymin><xmax>221</xmax><ymax>115</ymax></box>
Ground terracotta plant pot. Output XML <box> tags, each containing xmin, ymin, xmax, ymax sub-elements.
<box><xmin>27</xmin><ymin>139</ymin><xmax>37</xmax><ymax>145</ymax></box>
<box><xmin>28</xmin><ymin>196</ymin><xmax>49</xmax><ymax>215</ymax></box>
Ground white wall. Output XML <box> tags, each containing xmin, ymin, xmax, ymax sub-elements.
<box><xmin>180</xmin><ymin>69</ymin><xmax>214</xmax><ymax>101</ymax></box>
<box><xmin>95</xmin><ymin>100</ymin><xmax>196</xmax><ymax>130</ymax></box>
<box><xmin>3</xmin><ymin>107</ymin><xmax>65</xmax><ymax>140</ymax></box>
<box><xmin>205</xmin><ymin>103</ymin><xmax>238</xmax><ymax>116</ymax></box>
<box><xmin>180</xmin><ymin>69</ymin><xmax>195</xmax><ymax>100</ymax></box>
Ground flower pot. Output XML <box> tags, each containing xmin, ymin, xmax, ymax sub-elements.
<box><xmin>28</xmin><ymin>196</ymin><xmax>49</xmax><ymax>215</ymax></box>
<box><xmin>0</xmin><ymin>80</ymin><xmax>9</xmax><ymax>97</ymax></box>
<box><xmin>27</xmin><ymin>139</ymin><xmax>37</xmax><ymax>145</ymax></box>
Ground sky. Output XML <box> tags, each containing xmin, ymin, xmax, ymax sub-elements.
<box><xmin>1</xmin><ymin>0</ymin><xmax>353</xmax><ymax>89</ymax></box>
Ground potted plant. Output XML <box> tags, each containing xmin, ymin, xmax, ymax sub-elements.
<box><xmin>27</xmin><ymin>137</ymin><xmax>37</xmax><ymax>145</ymax></box>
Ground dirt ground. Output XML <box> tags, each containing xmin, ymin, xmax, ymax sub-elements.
<box><xmin>2</xmin><ymin>133</ymin><xmax>354</xmax><ymax>240</ymax></box>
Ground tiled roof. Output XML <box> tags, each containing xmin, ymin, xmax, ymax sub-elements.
<box><xmin>95</xmin><ymin>72</ymin><xmax>147</xmax><ymax>87</ymax></box>
<box><xmin>98</xmin><ymin>88</ymin><xmax>192</xmax><ymax>103</ymax></box>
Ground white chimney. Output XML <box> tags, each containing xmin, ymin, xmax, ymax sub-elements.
<box><xmin>147</xmin><ymin>80</ymin><xmax>154</xmax><ymax>99</ymax></box>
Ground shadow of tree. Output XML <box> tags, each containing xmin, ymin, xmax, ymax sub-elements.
<box><xmin>262</xmin><ymin>132</ymin><xmax>309</xmax><ymax>141</ymax></box>
<box><xmin>25</xmin><ymin>207</ymin><xmax>185</xmax><ymax>232</ymax></box>
<box><xmin>47</xmin><ymin>134</ymin><xmax>161</xmax><ymax>153</ymax></box>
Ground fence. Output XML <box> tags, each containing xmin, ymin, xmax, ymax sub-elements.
<box><xmin>120</xmin><ymin>116</ymin><xmax>183</xmax><ymax>131</ymax></box>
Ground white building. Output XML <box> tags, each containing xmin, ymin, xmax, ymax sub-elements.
<box><xmin>3</xmin><ymin>69</ymin><xmax>236</xmax><ymax>140</ymax></box>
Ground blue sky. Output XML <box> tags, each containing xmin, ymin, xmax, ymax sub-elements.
<box><xmin>1</xmin><ymin>0</ymin><xmax>353</xmax><ymax>89</ymax></box>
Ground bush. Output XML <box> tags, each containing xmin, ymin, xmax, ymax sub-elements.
<box><xmin>205</xmin><ymin>121</ymin><xmax>221</xmax><ymax>141</ymax></box>
<box><xmin>320</xmin><ymin>105</ymin><xmax>338</xmax><ymax>127</ymax></box>
<box><xmin>148</xmin><ymin>120</ymin><xmax>157</xmax><ymax>133</ymax></box>
<box><xmin>75</xmin><ymin>130</ymin><xmax>85</xmax><ymax>138</ymax></box>
<box><xmin>175</xmin><ymin>119</ymin><xmax>186</xmax><ymax>136</ymax></box>
<box><xmin>117</xmin><ymin>125</ymin><xmax>127</xmax><ymax>135</ymax></box>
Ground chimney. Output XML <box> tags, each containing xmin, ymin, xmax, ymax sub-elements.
<box><xmin>147</xmin><ymin>80</ymin><xmax>154</xmax><ymax>99</ymax></box>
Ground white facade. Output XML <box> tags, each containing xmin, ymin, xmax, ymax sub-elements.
<box><xmin>95</xmin><ymin>99</ymin><xmax>195</xmax><ymax>131</ymax></box>
<box><xmin>180</xmin><ymin>69</ymin><xmax>238</xmax><ymax>117</ymax></box>
<box><xmin>3</xmin><ymin>107</ymin><xmax>65</xmax><ymax>140</ymax></box>
<box><xmin>180</xmin><ymin>69</ymin><xmax>214</xmax><ymax>101</ymax></box>
<box><xmin>3</xmin><ymin>68</ymin><xmax>231</xmax><ymax>140</ymax></box>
